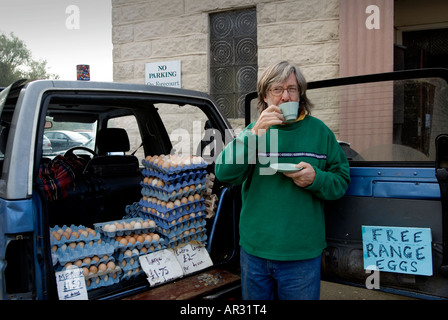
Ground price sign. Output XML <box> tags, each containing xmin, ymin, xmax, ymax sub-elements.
<box><xmin>55</xmin><ymin>267</ymin><xmax>88</xmax><ymax>300</ymax></box>
<box><xmin>175</xmin><ymin>242</ymin><xmax>213</xmax><ymax>275</ymax></box>
<box><xmin>139</xmin><ymin>249</ymin><xmax>184</xmax><ymax>286</ymax></box>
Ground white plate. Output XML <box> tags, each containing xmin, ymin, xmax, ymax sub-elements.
<box><xmin>270</xmin><ymin>163</ymin><xmax>304</xmax><ymax>173</ymax></box>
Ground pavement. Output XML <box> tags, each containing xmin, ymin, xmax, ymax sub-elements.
<box><xmin>320</xmin><ymin>281</ymin><xmax>416</xmax><ymax>300</ymax></box>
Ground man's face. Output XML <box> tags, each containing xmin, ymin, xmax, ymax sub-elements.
<box><xmin>264</xmin><ymin>72</ymin><xmax>300</xmax><ymax>107</ymax></box>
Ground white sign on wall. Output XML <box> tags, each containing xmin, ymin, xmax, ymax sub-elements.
<box><xmin>145</xmin><ymin>60</ymin><xmax>181</xmax><ymax>88</ymax></box>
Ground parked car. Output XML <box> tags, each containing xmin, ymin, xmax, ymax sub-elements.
<box><xmin>44</xmin><ymin>130</ymin><xmax>89</xmax><ymax>153</ymax></box>
<box><xmin>42</xmin><ymin>135</ymin><xmax>52</xmax><ymax>155</ymax></box>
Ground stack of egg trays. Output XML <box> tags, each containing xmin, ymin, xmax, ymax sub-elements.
<box><xmin>142</xmin><ymin>167</ymin><xmax>207</xmax><ymax>184</ymax></box>
<box><xmin>115</xmin><ymin>249</ymin><xmax>149</xmax><ymax>281</ymax></box>
<box><xmin>93</xmin><ymin>217</ymin><xmax>156</xmax><ymax>238</ymax></box>
<box><xmin>155</xmin><ymin>212</ymin><xmax>208</xmax><ymax>249</ymax></box>
<box><xmin>96</xmin><ymin>218</ymin><xmax>166</xmax><ymax>281</ymax></box>
<box><xmin>140</xmin><ymin>176</ymin><xmax>207</xmax><ymax>202</ymax></box>
<box><xmin>50</xmin><ymin>224</ymin><xmax>101</xmax><ymax>249</ymax></box>
<box><xmin>140</xmin><ymin>158</ymin><xmax>208</xmax><ymax>247</ymax></box>
<box><xmin>142</xmin><ymin>199</ymin><xmax>208</xmax><ymax>247</ymax></box>
<box><xmin>140</xmin><ymin>198</ymin><xmax>206</xmax><ymax>228</ymax></box>
<box><xmin>50</xmin><ymin>225</ymin><xmax>121</xmax><ymax>290</ymax></box>
<box><xmin>142</xmin><ymin>158</ymin><xmax>208</xmax><ymax>174</ymax></box>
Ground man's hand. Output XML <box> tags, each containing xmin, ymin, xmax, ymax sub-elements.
<box><xmin>251</xmin><ymin>105</ymin><xmax>285</xmax><ymax>136</ymax></box>
<box><xmin>283</xmin><ymin>162</ymin><xmax>316</xmax><ymax>187</ymax></box>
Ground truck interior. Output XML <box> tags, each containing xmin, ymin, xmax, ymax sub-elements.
<box><xmin>0</xmin><ymin>83</ymin><xmax>242</xmax><ymax>300</ymax></box>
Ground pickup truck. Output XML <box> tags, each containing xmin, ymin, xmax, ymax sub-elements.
<box><xmin>1</xmin><ymin>68</ymin><xmax>448</xmax><ymax>301</ymax></box>
<box><xmin>0</xmin><ymin>79</ymin><xmax>242</xmax><ymax>300</ymax></box>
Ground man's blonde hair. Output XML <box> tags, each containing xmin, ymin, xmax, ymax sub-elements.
<box><xmin>257</xmin><ymin>61</ymin><xmax>313</xmax><ymax>114</ymax></box>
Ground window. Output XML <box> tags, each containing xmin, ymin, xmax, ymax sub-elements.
<box><xmin>107</xmin><ymin>115</ymin><xmax>144</xmax><ymax>162</ymax></box>
<box><xmin>44</xmin><ymin>117</ymin><xmax>96</xmax><ymax>158</ymax></box>
<box><xmin>307</xmin><ymin>77</ymin><xmax>448</xmax><ymax>163</ymax></box>
<box><xmin>209</xmin><ymin>8</ymin><xmax>257</xmax><ymax>119</ymax></box>
<box><xmin>156</xmin><ymin>103</ymin><xmax>211</xmax><ymax>160</ymax></box>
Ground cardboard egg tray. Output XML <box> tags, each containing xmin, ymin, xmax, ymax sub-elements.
<box><xmin>148</xmin><ymin>211</ymin><xmax>206</xmax><ymax>233</ymax></box>
<box><xmin>139</xmin><ymin>198</ymin><xmax>205</xmax><ymax>221</ymax></box>
<box><xmin>85</xmin><ymin>268</ymin><xmax>122</xmax><ymax>291</ymax></box>
<box><xmin>142</xmin><ymin>158</ymin><xmax>207</xmax><ymax>174</ymax></box>
<box><xmin>50</xmin><ymin>224</ymin><xmax>101</xmax><ymax>247</ymax></box>
<box><xmin>104</xmin><ymin>235</ymin><xmax>166</xmax><ymax>253</ymax></box>
<box><xmin>142</xmin><ymin>167</ymin><xmax>207</xmax><ymax>184</ymax></box>
<box><xmin>140</xmin><ymin>177</ymin><xmax>206</xmax><ymax>202</ymax></box>
<box><xmin>159</xmin><ymin>222</ymin><xmax>207</xmax><ymax>243</ymax></box>
<box><xmin>164</xmin><ymin>231</ymin><xmax>208</xmax><ymax>249</ymax></box>
<box><xmin>143</xmin><ymin>209</ymin><xmax>207</xmax><ymax>247</ymax></box>
<box><xmin>121</xmin><ymin>264</ymin><xmax>143</xmax><ymax>281</ymax></box>
<box><xmin>125</xmin><ymin>202</ymin><xmax>141</xmax><ymax>218</ymax></box>
<box><xmin>94</xmin><ymin>217</ymin><xmax>156</xmax><ymax>238</ymax></box>
<box><xmin>56</xmin><ymin>242</ymin><xmax>115</xmax><ymax>267</ymax></box>
<box><xmin>115</xmin><ymin>245</ymin><xmax>159</xmax><ymax>281</ymax></box>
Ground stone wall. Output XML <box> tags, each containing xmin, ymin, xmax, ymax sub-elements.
<box><xmin>112</xmin><ymin>0</ymin><xmax>341</xmax><ymax>135</ymax></box>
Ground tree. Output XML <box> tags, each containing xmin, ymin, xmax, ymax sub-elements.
<box><xmin>0</xmin><ymin>32</ymin><xmax>59</xmax><ymax>86</ymax></box>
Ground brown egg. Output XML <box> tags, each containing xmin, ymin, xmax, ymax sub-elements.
<box><xmin>140</xmin><ymin>247</ymin><xmax>148</xmax><ymax>254</ymax></box>
<box><xmin>106</xmin><ymin>261</ymin><xmax>116</xmax><ymax>270</ymax></box>
<box><xmin>62</xmin><ymin>231</ymin><xmax>71</xmax><ymax>240</ymax></box>
<box><xmin>136</xmin><ymin>235</ymin><xmax>145</xmax><ymax>243</ymax></box>
<box><xmin>166</xmin><ymin>202</ymin><xmax>174</xmax><ymax>210</ymax></box>
<box><xmin>89</xmin><ymin>265</ymin><xmax>98</xmax><ymax>274</ymax></box>
<box><xmin>119</xmin><ymin>238</ymin><xmax>128</xmax><ymax>246</ymax></box>
<box><xmin>98</xmin><ymin>263</ymin><xmax>107</xmax><ymax>272</ymax></box>
<box><xmin>115</xmin><ymin>223</ymin><xmax>124</xmax><ymax>230</ymax></box>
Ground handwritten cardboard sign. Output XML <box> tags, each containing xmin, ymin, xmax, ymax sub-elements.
<box><xmin>362</xmin><ymin>225</ymin><xmax>433</xmax><ymax>276</ymax></box>
<box><xmin>139</xmin><ymin>249</ymin><xmax>184</xmax><ymax>286</ymax></box>
<box><xmin>139</xmin><ymin>242</ymin><xmax>213</xmax><ymax>286</ymax></box>
<box><xmin>55</xmin><ymin>267</ymin><xmax>88</xmax><ymax>300</ymax></box>
<box><xmin>174</xmin><ymin>242</ymin><xmax>213</xmax><ymax>275</ymax></box>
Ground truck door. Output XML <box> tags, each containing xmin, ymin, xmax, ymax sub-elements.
<box><xmin>245</xmin><ymin>69</ymin><xmax>448</xmax><ymax>299</ymax></box>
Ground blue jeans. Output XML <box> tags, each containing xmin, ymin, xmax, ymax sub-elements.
<box><xmin>240</xmin><ymin>248</ymin><xmax>321</xmax><ymax>300</ymax></box>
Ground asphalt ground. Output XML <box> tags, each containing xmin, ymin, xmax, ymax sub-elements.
<box><xmin>320</xmin><ymin>281</ymin><xmax>416</xmax><ymax>300</ymax></box>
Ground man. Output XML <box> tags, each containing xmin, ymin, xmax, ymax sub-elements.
<box><xmin>215</xmin><ymin>61</ymin><xmax>350</xmax><ymax>300</ymax></box>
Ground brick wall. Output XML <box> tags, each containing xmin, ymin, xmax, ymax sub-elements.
<box><xmin>112</xmin><ymin>0</ymin><xmax>341</xmax><ymax>135</ymax></box>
